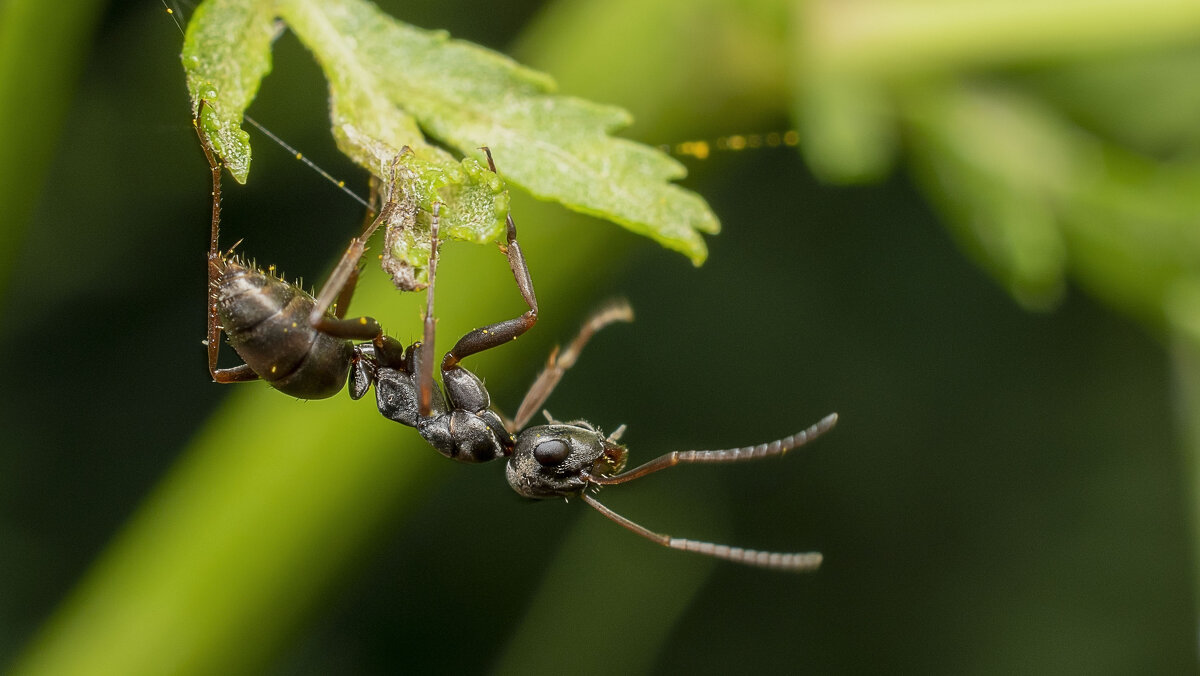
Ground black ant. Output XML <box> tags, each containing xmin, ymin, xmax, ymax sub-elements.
<box><xmin>197</xmin><ymin>106</ymin><xmax>838</xmax><ymax>573</ymax></box>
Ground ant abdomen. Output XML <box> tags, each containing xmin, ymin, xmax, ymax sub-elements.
<box><xmin>214</xmin><ymin>259</ymin><xmax>354</xmax><ymax>399</ymax></box>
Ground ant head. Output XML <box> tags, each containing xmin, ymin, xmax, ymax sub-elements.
<box><xmin>506</xmin><ymin>422</ymin><xmax>627</xmax><ymax>499</ymax></box>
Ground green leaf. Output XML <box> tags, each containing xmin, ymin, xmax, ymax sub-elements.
<box><xmin>181</xmin><ymin>0</ymin><xmax>276</xmax><ymax>184</ymax></box>
<box><xmin>278</xmin><ymin>0</ymin><xmax>717</xmax><ymax>265</ymax></box>
<box><xmin>183</xmin><ymin>0</ymin><xmax>719</xmax><ymax>269</ymax></box>
<box><xmin>373</xmin><ymin>148</ymin><xmax>509</xmax><ymax>290</ymax></box>
<box><xmin>277</xmin><ymin>0</ymin><xmax>508</xmax><ymax>287</ymax></box>
<box><xmin>795</xmin><ymin>73</ymin><xmax>897</xmax><ymax>183</ymax></box>
<box><xmin>906</xmin><ymin>87</ymin><xmax>1072</xmax><ymax>309</ymax></box>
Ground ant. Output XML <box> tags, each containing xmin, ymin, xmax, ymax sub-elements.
<box><xmin>197</xmin><ymin>105</ymin><xmax>838</xmax><ymax>573</ymax></box>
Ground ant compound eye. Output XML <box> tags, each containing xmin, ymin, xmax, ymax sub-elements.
<box><xmin>533</xmin><ymin>439</ymin><xmax>570</xmax><ymax>466</ymax></box>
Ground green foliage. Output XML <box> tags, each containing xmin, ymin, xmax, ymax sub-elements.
<box><xmin>0</xmin><ymin>0</ymin><xmax>106</xmax><ymax>299</ymax></box>
<box><xmin>182</xmin><ymin>0</ymin><xmax>719</xmax><ymax>280</ymax></box>
<box><xmin>11</xmin><ymin>0</ymin><xmax>1200</xmax><ymax>674</ymax></box>
<box><xmin>794</xmin><ymin>0</ymin><xmax>1200</xmax><ymax>317</ymax></box>
<box><xmin>791</xmin><ymin>0</ymin><xmax>1200</xmax><ymax>636</ymax></box>
<box><xmin>182</xmin><ymin>0</ymin><xmax>274</xmax><ymax>183</ymax></box>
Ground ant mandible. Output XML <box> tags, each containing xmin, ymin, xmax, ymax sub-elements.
<box><xmin>197</xmin><ymin>106</ymin><xmax>838</xmax><ymax>572</ymax></box>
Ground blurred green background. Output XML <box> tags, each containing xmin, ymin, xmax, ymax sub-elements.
<box><xmin>2</xmin><ymin>0</ymin><xmax>1199</xmax><ymax>673</ymax></box>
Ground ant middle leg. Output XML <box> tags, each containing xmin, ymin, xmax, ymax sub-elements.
<box><xmin>509</xmin><ymin>299</ymin><xmax>634</xmax><ymax>430</ymax></box>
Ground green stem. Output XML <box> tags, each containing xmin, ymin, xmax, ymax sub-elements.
<box><xmin>803</xmin><ymin>0</ymin><xmax>1200</xmax><ymax>76</ymax></box>
<box><xmin>1167</xmin><ymin>281</ymin><xmax>1200</xmax><ymax>642</ymax></box>
<box><xmin>0</xmin><ymin>0</ymin><xmax>107</xmax><ymax>299</ymax></box>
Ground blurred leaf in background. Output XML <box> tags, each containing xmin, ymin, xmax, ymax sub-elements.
<box><xmin>0</xmin><ymin>0</ymin><xmax>107</xmax><ymax>301</ymax></box>
<box><xmin>797</xmin><ymin>0</ymin><xmax>1200</xmax><ymax>315</ymax></box>
<box><xmin>793</xmin><ymin>1</ymin><xmax>1200</xmax><ymax>628</ymax></box>
<box><xmin>2</xmin><ymin>0</ymin><xmax>1199</xmax><ymax>674</ymax></box>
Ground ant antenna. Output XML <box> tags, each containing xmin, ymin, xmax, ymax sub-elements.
<box><xmin>581</xmin><ymin>412</ymin><xmax>838</xmax><ymax>572</ymax></box>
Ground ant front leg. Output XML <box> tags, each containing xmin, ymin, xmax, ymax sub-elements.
<box><xmin>412</xmin><ymin>202</ymin><xmax>514</xmax><ymax>462</ymax></box>
<box><xmin>417</xmin><ymin>203</ymin><xmax>442</xmax><ymax>416</ymax></box>
<box><xmin>421</xmin><ymin>148</ymin><xmax>539</xmax><ymax>419</ymax></box>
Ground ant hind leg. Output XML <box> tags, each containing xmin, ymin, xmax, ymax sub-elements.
<box><xmin>195</xmin><ymin>101</ymin><xmax>261</xmax><ymax>385</ymax></box>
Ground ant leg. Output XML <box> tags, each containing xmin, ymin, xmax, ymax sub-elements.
<box><xmin>195</xmin><ymin>101</ymin><xmax>260</xmax><ymax>385</ymax></box>
<box><xmin>481</xmin><ymin>146</ymin><xmax>538</xmax><ymax>323</ymax></box>
<box><xmin>417</xmin><ymin>204</ymin><xmax>443</xmax><ymax>416</ymax></box>
<box><xmin>438</xmin><ymin>147</ymin><xmax>539</xmax><ymax>379</ymax></box>
<box><xmin>308</xmin><ymin>200</ymin><xmax>393</xmax><ymax>337</ymax></box>
<box><xmin>212</xmin><ymin>363</ymin><xmax>259</xmax><ymax>383</ymax></box>
<box><xmin>330</xmin><ymin>176</ymin><xmax>382</xmax><ymax>321</ymax></box>
<box><xmin>308</xmin><ymin>157</ymin><xmax>407</xmax><ymax>365</ymax></box>
<box><xmin>510</xmin><ymin>299</ymin><xmax>634</xmax><ymax>430</ymax></box>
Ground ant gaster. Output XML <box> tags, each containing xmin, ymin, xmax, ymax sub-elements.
<box><xmin>197</xmin><ymin>106</ymin><xmax>838</xmax><ymax>572</ymax></box>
